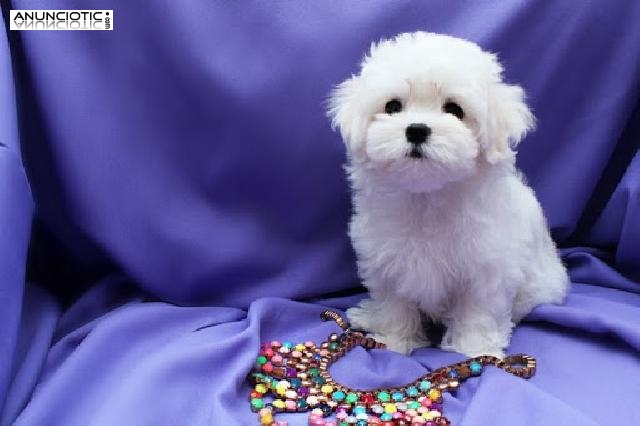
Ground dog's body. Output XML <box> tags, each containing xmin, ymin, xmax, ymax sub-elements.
<box><xmin>329</xmin><ymin>32</ymin><xmax>568</xmax><ymax>357</ymax></box>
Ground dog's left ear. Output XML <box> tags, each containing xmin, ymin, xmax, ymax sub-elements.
<box><xmin>327</xmin><ymin>75</ymin><xmax>368</xmax><ymax>161</ymax></box>
<box><xmin>484</xmin><ymin>82</ymin><xmax>535</xmax><ymax>164</ymax></box>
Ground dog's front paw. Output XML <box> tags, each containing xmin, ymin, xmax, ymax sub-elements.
<box><xmin>441</xmin><ymin>344</ymin><xmax>506</xmax><ymax>359</ymax></box>
<box><xmin>440</xmin><ymin>328</ymin><xmax>506</xmax><ymax>358</ymax></box>
<box><xmin>346</xmin><ymin>305</ymin><xmax>374</xmax><ymax>331</ymax></box>
<box><xmin>371</xmin><ymin>333</ymin><xmax>430</xmax><ymax>355</ymax></box>
<box><xmin>346</xmin><ymin>298</ymin><xmax>430</xmax><ymax>355</ymax></box>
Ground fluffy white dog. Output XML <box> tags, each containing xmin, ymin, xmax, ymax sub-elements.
<box><xmin>328</xmin><ymin>32</ymin><xmax>569</xmax><ymax>357</ymax></box>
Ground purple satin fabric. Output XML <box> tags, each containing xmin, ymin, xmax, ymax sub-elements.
<box><xmin>0</xmin><ymin>12</ymin><xmax>40</xmax><ymax>426</ymax></box>
<box><xmin>2</xmin><ymin>0</ymin><xmax>639</xmax><ymax>425</ymax></box>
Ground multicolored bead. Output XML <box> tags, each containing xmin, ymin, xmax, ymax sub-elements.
<box><xmin>384</xmin><ymin>403</ymin><xmax>397</xmax><ymax>414</ymax></box>
<box><xmin>419</xmin><ymin>380</ymin><xmax>432</xmax><ymax>391</ymax></box>
<box><xmin>469</xmin><ymin>361</ymin><xmax>483</xmax><ymax>376</ymax></box>
<box><xmin>345</xmin><ymin>392</ymin><xmax>358</xmax><ymax>404</ymax></box>
<box><xmin>321</xmin><ymin>385</ymin><xmax>334</xmax><ymax>394</ymax></box>
<box><xmin>285</xmin><ymin>390</ymin><xmax>297</xmax><ymax>399</ymax></box>
<box><xmin>250</xmin><ymin>398</ymin><xmax>263</xmax><ymax>410</ymax></box>
<box><xmin>391</xmin><ymin>391</ymin><xmax>404</xmax><ymax>402</ymax></box>
<box><xmin>427</xmin><ymin>389</ymin><xmax>441</xmax><ymax>402</ymax></box>
<box><xmin>313</xmin><ymin>376</ymin><xmax>326</xmax><ymax>385</ymax></box>
<box><xmin>360</xmin><ymin>394</ymin><xmax>374</xmax><ymax>406</ymax></box>
<box><xmin>259</xmin><ymin>412</ymin><xmax>273</xmax><ymax>425</ymax></box>
<box><xmin>353</xmin><ymin>406</ymin><xmax>367</xmax><ymax>415</ymax></box>
<box><xmin>407</xmin><ymin>401</ymin><xmax>421</xmax><ymax>410</ymax></box>
<box><xmin>332</xmin><ymin>390</ymin><xmax>346</xmax><ymax>402</ymax></box>
<box><xmin>377</xmin><ymin>391</ymin><xmax>390</xmax><ymax>402</ymax></box>
<box><xmin>319</xmin><ymin>403</ymin><xmax>333</xmax><ymax>417</ymax></box>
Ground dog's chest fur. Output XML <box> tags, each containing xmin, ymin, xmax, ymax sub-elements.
<box><xmin>349</xmin><ymin>166</ymin><xmax>527</xmax><ymax>317</ymax></box>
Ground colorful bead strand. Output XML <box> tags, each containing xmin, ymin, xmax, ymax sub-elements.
<box><xmin>248</xmin><ymin>311</ymin><xmax>536</xmax><ymax>425</ymax></box>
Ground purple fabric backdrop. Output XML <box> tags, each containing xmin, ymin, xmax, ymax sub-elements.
<box><xmin>0</xmin><ymin>11</ymin><xmax>40</xmax><ymax>426</ymax></box>
<box><xmin>1</xmin><ymin>0</ymin><xmax>639</xmax><ymax>425</ymax></box>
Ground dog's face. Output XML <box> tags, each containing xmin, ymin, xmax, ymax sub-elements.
<box><xmin>329</xmin><ymin>32</ymin><xmax>534</xmax><ymax>193</ymax></box>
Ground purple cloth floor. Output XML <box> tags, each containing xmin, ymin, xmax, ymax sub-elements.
<box><xmin>1</xmin><ymin>1</ymin><xmax>639</xmax><ymax>425</ymax></box>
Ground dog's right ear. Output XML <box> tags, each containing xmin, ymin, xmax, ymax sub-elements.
<box><xmin>327</xmin><ymin>75</ymin><xmax>367</xmax><ymax>161</ymax></box>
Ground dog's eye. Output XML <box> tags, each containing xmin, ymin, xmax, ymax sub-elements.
<box><xmin>384</xmin><ymin>99</ymin><xmax>403</xmax><ymax>114</ymax></box>
<box><xmin>443</xmin><ymin>101</ymin><xmax>464</xmax><ymax>120</ymax></box>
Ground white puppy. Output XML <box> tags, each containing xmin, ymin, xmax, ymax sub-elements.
<box><xmin>328</xmin><ymin>32</ymin><xmax>568</xmax><ymax>357</ymax></box>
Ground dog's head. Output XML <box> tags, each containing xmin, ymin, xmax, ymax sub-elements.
<box><xmin>328</xmin><ymin>32</ymin><xmax>534</xmax><ymax>193</ymax></box>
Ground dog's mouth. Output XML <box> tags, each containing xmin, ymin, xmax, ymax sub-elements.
<box><xmin>407</xmin><ymin>148</ymin><xmax>424</xmax><ymax>159</ymax></box>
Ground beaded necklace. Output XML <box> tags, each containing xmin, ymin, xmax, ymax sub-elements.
<box><xmin>249</xmin><ymin>311</ymin><xmax>536</xmax><ymax>425</ymax></box>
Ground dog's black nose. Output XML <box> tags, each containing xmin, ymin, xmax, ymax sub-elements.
<box><xmin>405</xmin><ymin>123</ymin><xmax>431</xmax><ymax>145</ymax></box>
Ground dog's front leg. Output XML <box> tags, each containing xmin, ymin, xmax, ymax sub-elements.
<box><xmin>440</xmin><ymin>287</ymin><xmax>515</xmax><ymax>358</ymax></box>
<box><xmin>347</xmin><ymin>291</ymin><xmax>430</xmax><ymax>355</ymax></box>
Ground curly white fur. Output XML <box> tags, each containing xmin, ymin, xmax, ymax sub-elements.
<box><xmin>328</xmin><ymin>32</ymin><xmax>568</xmax><ymax>357</ymax></box>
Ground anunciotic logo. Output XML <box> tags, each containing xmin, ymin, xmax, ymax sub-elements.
<box><xmin>10</xmin><ymin>10</ymin><xmax>113</xmax><ymax>30</ymax></box>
